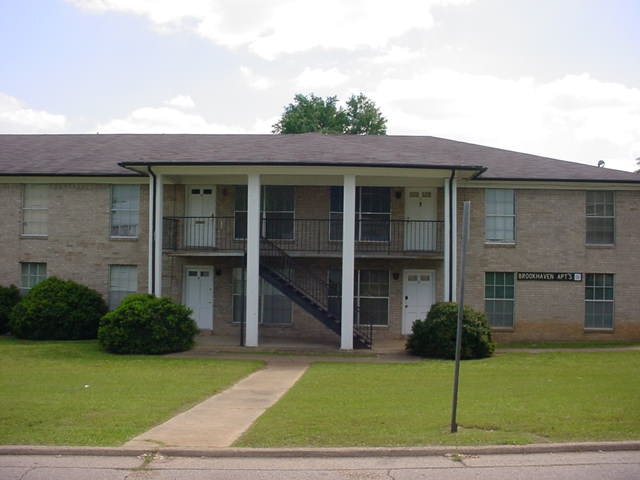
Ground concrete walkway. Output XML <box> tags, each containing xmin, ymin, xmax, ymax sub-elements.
<box><xmin>125</xmin><ymin>358</ymin><xmax>311</xmax><ymax>448</ymax></box>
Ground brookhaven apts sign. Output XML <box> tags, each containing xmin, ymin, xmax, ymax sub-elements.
<box><xmin>517</xmin><ymin>272</ymin><xmax>583</xmax><ymax>282</ymax></box>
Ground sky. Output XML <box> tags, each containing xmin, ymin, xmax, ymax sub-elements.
<box><xmin>1</xmin><ymin>0</ymin><xmax>639</xmax><ymax>171</ymax></box>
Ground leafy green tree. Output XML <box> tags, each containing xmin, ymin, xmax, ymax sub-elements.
<box><xmin>272</xmin><ymin>93</ymin><xmax>386</xmax><ymax>135</ymax></box>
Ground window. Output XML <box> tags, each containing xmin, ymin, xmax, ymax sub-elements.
<box><xmin>330</xmin><ymin>187</ymin><xmax>391</xmax><ymax>241</ymax></box>
<box><xmin>234</xmin><ymin>186</ymin><xmax>295</xmax><ymax>240</ymax></box>
<box><xmin>22</xmin><ymin>184</ymin><xmax>48</xmax><ymax>236</ymax></box>
<box><xmin>328</xmin><ymin>269</ymin><xmax>389</xmax><ymax>326</ymax></box>
<box><xmin>586</xmin><ymin>191</ymin><xmax>614</xmax><ymax>244</ymax></box>
<box><xmin>485</xmin><ymin>272</ymin><xmax>515</xmax><ymax>328</ymax></box>
<box><xmin>108</xmin><ymin>265</ymin><xmax>138</xmax><ymax>309</ymax></box>
<box><xmin>485</xmin><ymin>189</ymin><xmax>515</xmax><ymax>242</ymax></box>
<box><xmin>585</xmin><ymin>273</ymin><xmax>614</xmax><ymax>329</ymax></box>
<box><xmin>110</xmin><ymin>185</ymin><xmax>140</xmax><ymax>237</ymax></box>
<box><xmin>232</xmin><ymin>268</ymin><xmax>292</xmax><ymax>324</ymax></box>
<box><xmin>20</xmin><ymin>262</ymin><xmax>46</xmax><ymax>294</ymax></box>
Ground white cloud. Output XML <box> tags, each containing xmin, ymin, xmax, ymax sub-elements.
<box><xmin>375</xmin><ymin>70</ymin><xmax>640</xmax><ymax>171</ymax></box>
<box><xmin>67</xmin><ymin>0</ymin><xmax>473</xmax><ymax>59</ymax></box>
<box><xmin>0</xmin><ymin>93</ymin><xmax>67</xmax><ymax>133</ymax></box>
<box><xmin>239</xmin><ymin>66</ymin><xmax>272</xmax><ymax>90</ymax></box>
<box><xmin>164</xmin><ymin>94</ymin><xmax>196</xmax><ymax>109</ymax></box>
<box><xmin>96</xmin><ymin>102</ymin><xmax>240</xmax><ymax>133</ymax></box>
<box><xmin>294</xmin><ymin>67</ymin><xmax>348</xmax><ymax>89</ymax></box>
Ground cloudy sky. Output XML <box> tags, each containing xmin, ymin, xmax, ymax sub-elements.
<box><xmin>1</xmin><ymin>0</ymin><xmax>639</xmax><ymax>171</ymax></box>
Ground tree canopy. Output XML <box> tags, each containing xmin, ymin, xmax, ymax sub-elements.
<box><xmin>272</xmin><ymin>93</ymin><xmax>387</xmax><ymax>135</ymax></box>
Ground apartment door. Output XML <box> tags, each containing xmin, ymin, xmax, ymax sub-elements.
<box><xmin>404</xmin><ymin>188</ymin><xmax>437</xmax><ymax>251</ymax></box>
<box><xmin>185</xmin><ymin>186</ymin><xmax>216</xmax><ymax>247</ymax></box>
<box><xmin>184</xmin><ymin>266</ymin><xmax>214</xmax><ymax>329</ymax></box>
<box><xmin>402</xmin><ymin>270</ymin><xmax>435</xmax><ymax>334</ymax></box>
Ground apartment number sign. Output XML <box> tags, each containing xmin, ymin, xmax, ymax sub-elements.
<box><xmin>517</xmin><ymin>272</ymin><xmax>582</xmax><ymax>282</ymax></box>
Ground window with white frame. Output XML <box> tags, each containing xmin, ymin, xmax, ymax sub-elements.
<box><xmin>108</xmin><ymin>265</ymin><xmax>138</xmax><ymax>309</ymax></box>
<box><xmin>586</xmin><ymin>191</ymin><xmax>614</xmax><ymax>244</ymax></box>
<box><xmin>585</xmin><ymin>273</ymin><xmax>614</xmax><ymax>329</ymax></box>
<box><xmin>234</xmin><ymin>186</ymin><xmax>295</xmax><ymax>240</ymax></box>
<box><xmin>327</xmin><ymin>269</ymin><xmax>389</xmax><ymax>326</ymax></box>
<box><xmin>110</xmin><ymin>185</ymin><xmax>140</xmax><ymax>237</ymax></box>
<box><xmin>485</xmin><ymin>189</ymin><xmax>515</xmax><ymax>242</ymax></box>
<box><xmin>20</xmin><ymin>262</ymin><xmax>46</xmax><ymax>294</ymax></box>
<box><xmin>485</xmin><ymin>272</ymin><xmax>515</xmax><ymax>328</ymax></box>
<box><xmin>22</xmin><ymin>184</ymin><xmax>48</xmax><ymax>236</ymax></box>
<box><xmin>231</xmin><ymin>268</ymin><xmax>292</xmax><ymax>324</ymax></box>
<box><xmin>330</xmin><ymin>187</ymin><xmax>391</xmax><ymax>241</ymax></box>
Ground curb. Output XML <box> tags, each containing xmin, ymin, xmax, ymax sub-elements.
<box><xmin>1</xmin><ymin>441</ymin><xmax>639</xmax><ymax>458</ymax></box>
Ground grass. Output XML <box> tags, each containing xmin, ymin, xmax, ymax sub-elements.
<box><xmin>0</xmin><ymin>337</ymin><xmax>263</xmax><ymax>446</ymax></box>
<box><xmin>235</xmin><ymin>351</ymin><xmax>640</xmax><ymax>447</ymax></box>
<box><xmin>498</xmin><ymin>340</ymin><xmax>640</xmax><ymax>349</ymax></box>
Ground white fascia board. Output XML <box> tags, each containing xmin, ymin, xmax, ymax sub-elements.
<box><xmin>464</xmin><ymin>179</ymin><xmax>640</xmax><ymax>190</ymax></box>
<box><xmin>0</xmin><ymin>176</ymin><xmax>146</xmax><ymax>184</ymax></box>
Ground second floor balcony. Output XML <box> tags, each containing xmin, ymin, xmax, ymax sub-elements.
<box><xmin>163</xmin><ymin>216</ymin><xmax>444</xmax><ymax>257</ymax></box>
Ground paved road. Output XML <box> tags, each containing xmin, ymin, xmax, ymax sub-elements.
<box><xmin>1</xmin><ymin>451</ymin><xmax>639</xmax><ymax>479</ymax></box>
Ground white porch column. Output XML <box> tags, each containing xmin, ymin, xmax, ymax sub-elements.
<box><xmin>443</xmin><ymin>178</ymin><xmax>450</xmax><ymax>302</ymax></box>
<box><xmin>153</xmin><ymin>174</ymin><xmax>164</xmax><ymax>296</ymax></box>
<box><xmin>148</xmin><ymin>175</ymin><xmax>155</xmax><ymax>294</ymax></box>
<box><xmin>450</xmin><ymin>178</ymin><xmax>458</xmax><ymax>302</ymax></box>
<box><xmin>341</xmin><ymin>175</ymin><xmax>356</xmax><ymax>350</ymax></box>
<box><xmin>245</xmin><ymin>174</ymin><xmax>261</xmax><ymax>347</ymax></box>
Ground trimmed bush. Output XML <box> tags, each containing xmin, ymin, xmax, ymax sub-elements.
<box><xmin>9</xmin><ymin>277</ymin><xmax>108</xmax><ymax>340</ymax></box>
<box><xmin>0</xmin><ymin>285</ymin><xmax>21</xmax><ymax>334</ymax></box>
<box><xmin>98</xmin><ymin>294</ymin><xmax>198</xmax><ymax>354</ymax></box>
<box><xmin>406</xmin><ymin>302</ymin><xmax>495</xmax><ymax>359</ymax></box>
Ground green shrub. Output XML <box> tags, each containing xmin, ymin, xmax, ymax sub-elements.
<box><xmin>9</xmin><ymin>277</ymin><xmax>108</xmax><ymax>340</ymax></box>
<box><xmin>98</xmin><ymin>294</ymin><xmax>198</xmax><ymax>354</ymax></box>
<box><xmin>0</xmin><ymin>285</ymin><xmax>21</xmax><ymax>334</ymax></box>
<box><xmin>406</xmin><ymin>302</ymin><xmax>495</xmax><ymax>359</ymax></box>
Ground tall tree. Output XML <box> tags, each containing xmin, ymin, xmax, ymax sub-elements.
<box><xmin>272</xmin><ymin>93</ymin><xmax>386</xmax><ymax>135</ymax></box>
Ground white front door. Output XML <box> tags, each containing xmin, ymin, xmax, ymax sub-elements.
<box><xmin>404</xmin><ymin>188</ymin><xmax>437</xmax><ymax>251</ymax></box>
<box><xmin>185</xmin><ymin>186</ymin><xmax>216</xmax><ymax>247</ymax></box>
<box><xmin>402</xmin><ymin>269</ymin><xmax>435</xmax><ymax>334</ymax></box>
<box><xmin>184</xmin><ymin>266</ymin><xmax>214</xmax><ymax>329</ymax></box>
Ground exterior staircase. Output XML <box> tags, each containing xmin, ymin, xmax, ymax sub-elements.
<box><xmin>258</xmin><ymin>238</ymin><xmax>372</xmax><ymax>349</ymax></box>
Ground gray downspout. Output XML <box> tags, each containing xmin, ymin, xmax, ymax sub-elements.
<box><xmin>448</xmin><ymin>169</ymin><xmax>456</xmax><ymax>302</ymax></box>
<box><xmin>148</xmin><ymin>166</ymin><xmax>157</xmax><ymax>296</ymax></box>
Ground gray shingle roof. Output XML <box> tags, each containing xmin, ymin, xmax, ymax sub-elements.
<box><xmin>0</xmin><ymin>133</ymin><xmax>638</xmax><ymax>183</ymax></box>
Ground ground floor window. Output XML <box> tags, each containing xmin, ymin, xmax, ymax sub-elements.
<box><xmin>328</xmin><ymin>269</ymin><xmax>389</xmax><ymax>326</ymax></box>
<box><xmin>108</xmin><ymin>265</ymin><xmax>138</xmax><ymax>309</ymax></box>
<box><xmin>485</xmin><ymin>272</ymin><xmax>515</xmax><ymax>328</ymax></box>
<box><xmin>585</xmin><ymin>273</ymin><xmax>614</xmax><ymax>329</ymax></box>
<box><xmin>232</xmin><ymin>268</ymin><xmax>292</xmax><ymax>324</ymax></box>
<box><xmin>20</xmin><ymin>262</ymin><xmax>46</xmax><ymax>294</ymax></box>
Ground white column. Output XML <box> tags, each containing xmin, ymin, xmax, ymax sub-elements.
<box><xmin>450</xmin><ymin>178</ymin><xmax>458</xmax><ymax>302</ymax></box>
<box><xmin>443</xmin><ymin>178</ymin><xmax>450</xmax><ymax>302</ymax></box>
<box><xmin>153</xmin><ymin>174</ymin><xmax>164</xmax><ymax>296</ymax></box>
<box><xmin>148</xmin><ymin>175</ymin><xmax>155</xmax><ymax>294</ymax></box>
<box><xmin>245</xmin><ymin>174</ymin><xmax>261</xmax><ymax>347</ymax></box>
<box><xmin>341</xmin><ymin>175</ymin><xmax>356</xmax><ymax>350</ymax></box>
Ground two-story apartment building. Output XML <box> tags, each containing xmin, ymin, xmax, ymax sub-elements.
<box><xmin>1</xmin><ymin>133</ymin><xmax>639</xmax><ymax>348</ymax></box>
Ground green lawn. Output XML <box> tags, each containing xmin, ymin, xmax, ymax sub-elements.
<box><xmin>0</xmin><ymin>337</ymin><xmax>263</xmax><ymax>446</ymax></box>
<box><xmin>236</xmin><ymin>351</ymin><xmax>640</xmax><ymax>447</ymax></box>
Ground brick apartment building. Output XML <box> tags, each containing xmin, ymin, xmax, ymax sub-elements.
<box><xmin>1</xmin><ymin>133</ymin><xmax>639</xmax><ymax>348</ymax></box>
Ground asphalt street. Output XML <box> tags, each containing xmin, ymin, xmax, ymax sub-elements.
<box><xmin>1</xmin><ymin>451</ymin><xmax>639</xmax><ymax>479</ymax></box>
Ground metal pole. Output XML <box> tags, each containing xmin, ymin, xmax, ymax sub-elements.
<box><xmin>451</xmin><ymin>201</ymin><xmax>470</xmax><ymax>433</ymax></box>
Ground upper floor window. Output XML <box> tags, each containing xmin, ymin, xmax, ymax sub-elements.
<box><xmin>586</xmin><ymin>191</ymin><xmax>614</xmax><ymax>245</ymax></box>
<box><xmin>585</xmin><ymin>273</ymin><xmax>614</xmax><ymax>329</ymax></box>
<box><xmin>20</xmin><ymin>262</ymin><xmax>47</xmax><ymax>294</ymax></box>
<box><xmin>234</xmin><ymin>186</ymin><xmax>295</xmax><ymax>240</ymax></box>
<box><xmin>330</xmin><ymin>186</ymin><xmax>391</xmax><ymax>241</ymax></box>
<box><xmin>108</xmin><ymin>265</ymin><xmax>138</xmax><ymax>310</ymax></box>
<box><xmin>22</xmin><ymin>184</ymin><xmax>48</xmax><ymax>236</ymax></box>
<box><xmin>485</xmin><ymin>189</ymin><xmax>515</xmax><ymax>242</ymax></box>
<box><xmin>110</xmin><ymin>185</ymin><xmax>140</xmax><ymax>237</ymax></box>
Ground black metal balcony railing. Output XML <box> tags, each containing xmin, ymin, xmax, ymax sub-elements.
<box><xmin>163</xmin><ymin>216</ymin><xmax>444</xmax><ymax>255</ymax></box>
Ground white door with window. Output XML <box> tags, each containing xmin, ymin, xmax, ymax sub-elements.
<box><xmin>185</xmin><ymin>186</ymin><xmax>216</xmax><ymax>247</ymax></box>
<box><xmin>402</xmin><ymin>270</ymin><xmax>435</xmax><ymax>334</ymax></box>
<box><xmin>404</xmin><ymin>188</ymin><xmax>437</xmax><ymax>251</ymax></box>
<box><xmin>184</xmin><ymin>266</ymin><xmax>214</xmax><ymax>329</ymax></box>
